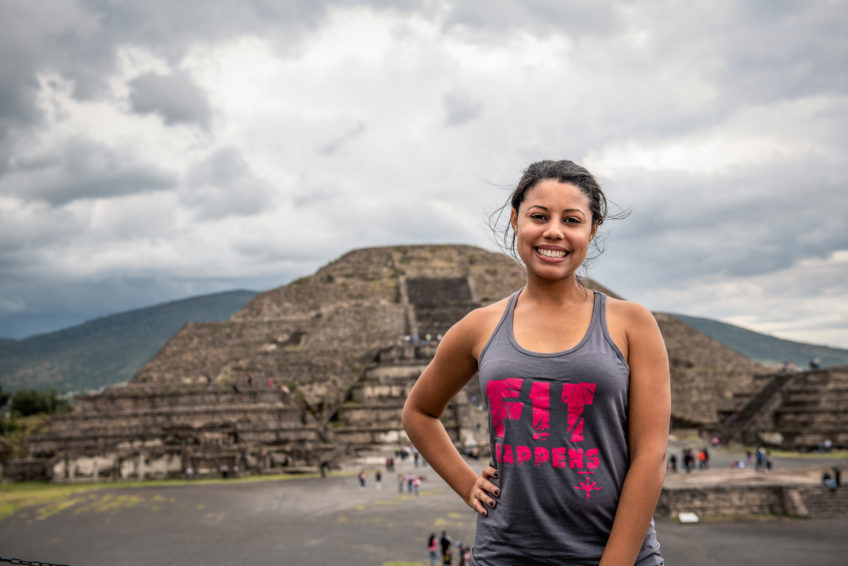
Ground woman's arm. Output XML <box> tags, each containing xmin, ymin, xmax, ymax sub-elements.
<box><xmin>600</xmin><ymin>302</ymin><xmax>671</xmax><ymax>566</ymax></box>
<box><xmin>402</xmin><ymin>310</ymin><xmax>501</xmax><ymax>517</ymax></box>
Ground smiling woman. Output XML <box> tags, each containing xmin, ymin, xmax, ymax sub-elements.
<box><xmin>493</xmin><ymin>159</ymin><xmax>623</xmax><ymax>271</ymax></box>
<box><xmin>402</xmin><ymin>159</ymin><xmax>670</xmax><ymax>565</ymax></box>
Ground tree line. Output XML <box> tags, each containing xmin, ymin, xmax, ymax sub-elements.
<box><xmin>0</xmin><ymin>385</ymin><xmax>71</xmax><ymax>431</ymax></box>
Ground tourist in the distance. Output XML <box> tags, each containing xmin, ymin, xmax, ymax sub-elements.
<box><xmin>439</xmin><ymin>530</ymin><xmax>453</xmax><ymax>563</ymax></box>
<box><xmin>428</xmin><ymin>533</ymin><xmax>439</xmax><ymax>566</ymax></box>
<box><xmin>403</xmin><ymin>159</ymin><xmax>669</xmax><ymax>565</ymax></box>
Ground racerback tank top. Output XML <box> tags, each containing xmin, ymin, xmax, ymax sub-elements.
<box><xmin>471</xmin><ymin>290</ymin><xmax>663</xmax><ymax>565</ymax></box>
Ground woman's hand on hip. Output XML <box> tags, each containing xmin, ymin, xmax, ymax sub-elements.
<box><xmin>465</xmin><ymin>465</ymin><xmax>500</xmax><ymax>516</ymax></box>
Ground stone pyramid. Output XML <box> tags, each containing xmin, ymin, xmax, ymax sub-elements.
<box><xmin>12</xmin><ymin>244</ymin><xmax>769</xmax><ymax>482</ymax></box>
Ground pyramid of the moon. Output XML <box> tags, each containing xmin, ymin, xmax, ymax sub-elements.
<box><xmin>11</xmin><ymin>245</ymin><xmax>768</xmax><ymax>482</ymax></box>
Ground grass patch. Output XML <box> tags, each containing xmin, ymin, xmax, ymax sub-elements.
<box><xmin>0</xmin><ymin>470</ymin><xmax>353</xmax><ymax>521</ymax></box>
<box><xmin>740</xmin><ymin>447</ymin><xmax>848</xmax><ymax>459</ymax></box>
<box><xmin>696</xmin><ymin>513</ymin><xmax>782</xmax><ymax>523</ymax></box>
<box><xmin>766</xmin><ymin>449</ymin><xmax>848</xmax><ymax>459</ymax></box>
<box><xmin>0</xmin><ymin>482</ymin><xmax>108</xmax><ymax>521</ymax></box>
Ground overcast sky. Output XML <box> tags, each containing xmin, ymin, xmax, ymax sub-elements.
<box><xmin>0</xmin><ymin>0</ymin><xmax>846</xmax><ymax>348</ymax></box>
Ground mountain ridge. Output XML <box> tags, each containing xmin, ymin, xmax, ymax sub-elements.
<box><xmin>0</xmin><ymin>290</ymin><xmax>258</xmax><ymax>394</ymax></box>
<box><xmin>669</xmin><ymin>312</ymin><xmax>848</xmax><ymax>368</ymax></box>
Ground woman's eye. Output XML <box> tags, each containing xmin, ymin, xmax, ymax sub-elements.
<box><xmin>530</xmin><ymin>214</ymin><xmax>547</xmax><ymax>221</ymax></box>
<box><xmin>563</xmin><ymin>217</ymin><xmax>581</xmax><ymax>224</ymax></box>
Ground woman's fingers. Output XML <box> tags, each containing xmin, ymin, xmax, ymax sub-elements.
<box><xmin>469</xmin><ymin>467</ymin><xmax>500</xmax><ymax>516</ymax></box>
<box><xmin>481</xmin><ymin>466</ymin><xmax>500</xmax><ymax>496</ymax></box>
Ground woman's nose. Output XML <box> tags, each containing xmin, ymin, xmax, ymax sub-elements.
<box><xmin>542</xmin><ymin>221</ymin><xmax>563</xmax><ymax>239</ymax></box>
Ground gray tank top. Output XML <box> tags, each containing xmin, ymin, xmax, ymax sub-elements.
<box><xmin>472</xmin><ymin>290</ymin><xmax>663</xmax><ymax>565</ymax></box>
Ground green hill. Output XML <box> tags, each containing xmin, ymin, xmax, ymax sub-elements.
<box><xmin>670</xmin><ymin>313</ymin><xmax>848</xmax><ymax>368</ymax></box>
<box><xmin>0</xmin><ymin>290</ymin><xmax>258</xmax><ymax>395</ymax></box>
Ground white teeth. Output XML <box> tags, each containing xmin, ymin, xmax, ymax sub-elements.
<box><xmin>538</xmin><ymin>248</ymin><xmax>566</xmax><ymax>258</ymax></box>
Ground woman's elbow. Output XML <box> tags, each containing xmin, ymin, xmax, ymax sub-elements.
<box><xmin>401</xmin><ymin>397</ymin><xmax>425</xmax><ymax>434</ymax></box>
<box><xmin>401</xmin><ymin>399</ymin><xmax>414</xmax><ymax>433</ymax></box>
<box><xmin>402</xmin><ymin>395</ymin><xmax>441</xmax><ymax>437</ymax></box>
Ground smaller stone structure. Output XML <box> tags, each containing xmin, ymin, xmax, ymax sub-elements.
<box><xmin>715</xmin><ymin>366</ymin><xmax>848</xmax><ymax>450</ymax></box>
<box><xmin>659</xmin><ymin>474</ymin><xmax>848</xmax><ymax>519</ymax></box>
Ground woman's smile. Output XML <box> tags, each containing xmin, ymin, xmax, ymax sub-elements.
<box><xmin>536</xmin><ymin>246</ymin><xmax>569</xmax><ymax>260</ymax></box>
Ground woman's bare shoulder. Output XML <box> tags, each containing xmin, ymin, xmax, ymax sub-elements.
<box><xmin>466</xmin><ymin>295</ymin><xmax>512</xmax><ymax>323</ymax></box>
<box><xmin>605</xmin><ymin>295</ymin><xmax>656</xmax><ymax>327</ymax></box>
<box><xmin>604</xmin><ymin>296</ymin><xmax>662</xmax><ymax>359</ymax></box>
<box><xmin>452</xmin><ymin>295</ymin><xmax>513</xmax><ymax>358</ymax></box>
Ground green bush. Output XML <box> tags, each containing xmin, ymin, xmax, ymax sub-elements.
<box><xmin>9</xmin><ymin>388</ymin><xmax>71</xmax><ymax>417</ymax></box>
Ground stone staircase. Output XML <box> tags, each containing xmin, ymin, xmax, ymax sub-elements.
<box><xmin>319</xmin><ymin>275</ymin><xmax>489</xmax><ymax>457</ymax></box>
<box><xmin>773</xmin><ymin>368</ymin><xmax>848</xmax><ymax>450</ymax></box>
<box><xmin>715</xmin><ymin>372</ymin><xmax>801</xmax><ymax>445</ymax></box>
<box><xmin>332</xmin><ymin>345</ymin><xmax>432</xmax><ymax>451</ymax></box>
<box><xmin>716</xmin><ymin>366</ymin><xmax>848</xmax><ymax>450</ymax></box>
<box><xmin>795</xmin><ymin>482</ymin><xmax>848</xmax><ymax>517</ymax></box>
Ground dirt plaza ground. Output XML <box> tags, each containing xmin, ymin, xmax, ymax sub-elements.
<box><xmin>2</xmin><ymin>444</ymin><xmax>847</xmax><ymax>566</ymax></box>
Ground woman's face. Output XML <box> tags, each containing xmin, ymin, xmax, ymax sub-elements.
<box><xmin>510</xmin><ymin>179</ymin><xmax>598</xmax><ymax>281</ymax></box>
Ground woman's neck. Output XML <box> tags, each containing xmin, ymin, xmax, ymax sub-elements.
<box><xmin>521</xmin><ymin>273</ymin><xmax>589</xmax><ymax>306</ymax></box>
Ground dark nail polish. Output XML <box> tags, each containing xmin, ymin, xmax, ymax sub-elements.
<box><xmin>488</xmin><ymin>500</ymin><xmax>495</xmax><ymax>507</ymax></box>
<box><xmin>494</xmin><ymin>489</ymin><xmax>500</xmax><ymax>496</ymax></box>
<box><xmin>493</xmin><ymin>471</ymin><xmax>498</xmax><ymax>478</ymax></box>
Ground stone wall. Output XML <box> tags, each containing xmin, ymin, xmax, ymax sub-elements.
<box><xmin>658</xmin><ymin>484</ymin><xmax>786</xmax><ymax>518</ymax></box>
<box><xmin>657</xmin><ymin>481</ymin><xmax>848</xmax><ymax>519</ymax></box>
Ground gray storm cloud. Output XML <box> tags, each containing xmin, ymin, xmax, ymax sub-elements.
<box><xmin>0</xmin><ymin>137</ymin><xmax>176</xmax><ymax>206</ymax></box>
<box><xmin>129</xmin><ymin>71</ymin><xmax>213</xmax><ymax>127</ymax></box>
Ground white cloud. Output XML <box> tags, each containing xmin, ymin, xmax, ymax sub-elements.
<box><xmin>0</xmin><ymin>0</ymin><xmax>846</xmax><ymax>349</ymax></box>
<box><xmin>636</xmin><ymin>249</ymin><xmax>848</xmax><ymax>348</ymax></box>
<box><xmin>585</xmin><ymin>96</ymin><xmax>842</xmax><ymax>176</ymax></box>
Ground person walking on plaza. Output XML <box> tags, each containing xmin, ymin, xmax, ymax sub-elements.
<box><xmin>428</xmin><ymin>533</ymin><xmax>439</xmax><ymax>566</ymax></box>
<box><xmin>756</xmin><ymin>447</ymin><xmax>765</xmax><ymax>471</ymax></box>
<box><xmin>439</xmin><ymin>530</ymin><xmax>453</xmax><ymax>563</ymax></box>
<box><xmin>698</xmin><ymin>447</ymin><xmax>709</xmax><ymax>470</ymax></box>
<box><xmin>403</xmin><ymin>159</ymin><xmax>669</xmax><ymax>565</ymax></box>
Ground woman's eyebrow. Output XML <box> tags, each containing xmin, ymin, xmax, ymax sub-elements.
<box><xmin>527</xmin><ymin>204</ymin><xmax>585</xmax><ymax>215</ymax></box>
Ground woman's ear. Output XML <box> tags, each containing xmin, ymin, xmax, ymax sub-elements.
<box><xmin>590</xmin><ymin>221</ymin><xmax>599</xmax><ymax>240</ymax></box>
<box><xmin>510</xmin><ymin>208</ymin><xmax>517</xmax><ymax>231</ymax></box>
